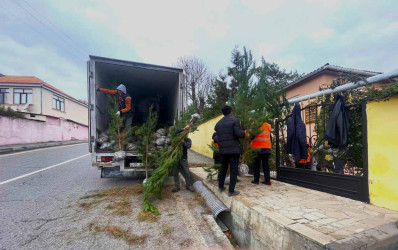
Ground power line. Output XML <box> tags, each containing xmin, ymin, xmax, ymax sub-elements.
<box><xmin>0</xmin><ymin>1</ymin><xmax>86</xmax><ymax>61</ymax></box>
<box><xmin>10</xmin><ymin>0</ymin><xmax>89</xmax><ymax>58</ymax></box>
<box><xmin>20</xmin><ymin>0</ymin><xmax>90</xmax><ymax>55</ymax></box>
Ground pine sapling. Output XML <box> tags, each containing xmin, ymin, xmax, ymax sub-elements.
<box><xmin>107</xmin><ymin>95</ymin><xmax>128</xmax><ymax>151</ymax></box>
<box><xmin>135</xmin><ymin>106</ymin><xmax>158</xmax><ymax>180</ymax></box>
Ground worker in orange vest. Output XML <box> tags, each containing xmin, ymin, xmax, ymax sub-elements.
<box><xmin>251</xmin><ymin>122</ymin><xmax>272</xmax><ymax>185</ymax></box>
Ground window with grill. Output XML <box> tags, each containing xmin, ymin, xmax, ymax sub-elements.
<box><xmin>0</xmin><ymin>88</ymin><xmax>9</xmax><ymax>104</ymax></box>
<box><xmin>53</xmin><ymin>95</ymin><xmax>65</xmax><ymax>111</ymax></box>
<box><xmin>14</xmin><ymin>89</ymin><xmax>33</xmax><ymax>104</ymax></box>
<box><xmin>305</xmin><ymin>103</ymin><xmax>317</xmax><ymax>124</ymax></box>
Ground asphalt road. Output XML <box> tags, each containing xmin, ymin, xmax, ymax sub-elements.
<box><xmin>0</xmin><ymin>143</ymin><xmax>143</xmax><ymax>249</ymax></box>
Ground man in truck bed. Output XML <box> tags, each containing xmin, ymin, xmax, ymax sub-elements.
<box><xmin>97</xmin><ymin>84</ymin><xmax>134</xmax><ymax>130</ymax></box>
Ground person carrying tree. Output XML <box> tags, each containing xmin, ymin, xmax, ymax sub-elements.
<box><xmin>172</xmin><ymin>124</ymin><xmax>195</xmax><ymax>193</ymax></box>
<box><xmin>251</xmin><ymin>121</ymin><xmax>272</xmax><ymax>185</ymax></box>
<box><xmin>96</xmin><ymin>84</ymin><xmax>134</xmax><ymax>131</ymax></box>
<box><xmin>215</xmin><ymin>105</ymin><xmax>247</xmax><ymax>197</ymax></box>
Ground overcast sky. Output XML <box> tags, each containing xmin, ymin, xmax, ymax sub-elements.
<box><xmin>0</xmin><ymin>0</ymin><xmax>397</xmax><ymax>100</ymax></box>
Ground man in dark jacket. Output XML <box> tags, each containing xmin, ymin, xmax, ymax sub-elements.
<box><xmin>214</xmin><ymin>105</ymin><xmax>246</xmax><ymax>196</ymax></box>
<box><xmin>172</xmin><ymin>124</ymin><xmax>195</xmax><ymax>192</ymax></box>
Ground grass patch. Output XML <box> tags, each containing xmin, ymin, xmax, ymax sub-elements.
<box><xmin>88</xmin><ymin>222</ymin><xmax>147</xmax><ymax>245</ymax></box>
<box><xmin>78</xmin><ymin>184</ymin><xmax>143</xmax><ymax>212</ymax></box>
<box><xmin>79</xmin><ymin>200</ymin><xmax>100</xmax><ymax>209</ymax></box>
<box><xmin>80</xmin><ymin>193</ymin><xmax>107</xmax><ymax>200</ymax></box>
<box><xmin>161</xmin><ymin>224</ymin><xmax>174</xmax><ymax>236</ymax></box>
<box><xmin>106</xmin><ymin>200</ymin><xmax>132</xmax><ymax>216</ymax></box>
<box><xmin>166</xmin><ymin>213</ymin><xmax>175</xmax><ymax>216</ymax></box>
<box><xmin>137</xmin><ymin>211</ymin><xmax>159</xmax><ymax>222</ymax></box>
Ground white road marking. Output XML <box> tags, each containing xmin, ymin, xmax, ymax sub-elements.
<box><xmin>0</xmin><ymin>143</ymin><xmax>87</xmax><ymax>158</ymax></box>
<box><xmin>0</xmin><ymin>153</ymin><xmax>90</xmax><ymax>185</ymax></box>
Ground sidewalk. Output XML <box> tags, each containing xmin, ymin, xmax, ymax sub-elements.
<box><xmin>0</xmin><ymin>140</ymin><xmax>87</xmax><ymax>155</ymax></box>
<box><xmin>188</xmin><ymin>150</ymin><xmax>398</xmax><ymax>249</ymax></box>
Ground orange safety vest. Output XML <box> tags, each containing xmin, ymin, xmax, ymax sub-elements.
<box><xmin>251</xmin><ymin>122</ymin><xmax>272</xmax><ymax>149</ymax></box>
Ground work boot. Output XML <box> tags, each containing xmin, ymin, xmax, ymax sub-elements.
<box><xmin>251</xmin><ymin>180</ymin><xmax>259</xmax><ymax>185</ymax></box>
<box><xmin>218</xmin><ymin>187</ymin><xmax>226</xmax><ymax>192</ymax></box>
<box><xmin>186</xmin><ymin>186</ymin><xmax>195</xmax><ymax>192</ymax></box>
<box><xmin>172</xmin><ymin>187</ymin><xmax>180</xmax><ymax>193</ymax></box>
<box><xmin>228</xmin><ymin>191</ymin><xmax>240</xmax><ymax>197</ymax></box>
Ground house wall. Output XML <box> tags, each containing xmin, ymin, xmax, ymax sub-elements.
<box><xmin>1</xmin><ymin>85</ymin><xmax>88</xmax><ymax>126</ymax></box>
<box><xmin>0</xmin><ymin>116</ymin><xmax>88</xmax><ymax>145</ymax></box>
<box><xmin>367</xmin><ymin>97</ymin><xmax>398</xmax><ymax>212</ymax></box>
<box><xmin>1</xmin><ymin>86</ymin><xmax>42</xmax><ymax>114</ymax></box>
<box><xmin>286</xmin><ymin>73</ymin><xmax>336</xmax><ymax>99</ymax></box>
<box><xmin>41</xmin><ymin>88</ymin><xmax>88</xmax><ymax>126</ymax></box>
<box><xmin>286</xmin><ymin>73</ymin><xmax>338</xmax><ymax>143</ymax></box>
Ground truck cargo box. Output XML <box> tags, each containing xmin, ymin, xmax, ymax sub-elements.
<box><xmin>87</xmin><ymin>56</ymin><xmax>185</xmax><ymax>174</ymax></box>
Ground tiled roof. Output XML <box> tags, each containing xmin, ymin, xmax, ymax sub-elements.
<box><xmin>284</xmin><ymin>63</ymin><xmax>382</xmax><ymax>90</ymax></box>
<box><xmin>0</xmin><ymin>75</ymin><xmax>86</xmax><ymax>105</ymax></box>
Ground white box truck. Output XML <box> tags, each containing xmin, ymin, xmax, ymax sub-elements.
<box><xmin>87</xmin><ymin>56</ymin><xmax>186</xmax><ymax>177</ymax></box>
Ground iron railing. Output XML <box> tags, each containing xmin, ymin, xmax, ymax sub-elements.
<box><xmin>275</xmin><ymin>101</ymin><xmax>369</xmax><ymax>202</ymax></box>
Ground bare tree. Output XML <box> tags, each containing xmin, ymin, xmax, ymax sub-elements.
<box><xmin>176</xmin><ymin>56</ymin><xmax>212</xmax><ymax>115</ymax></box>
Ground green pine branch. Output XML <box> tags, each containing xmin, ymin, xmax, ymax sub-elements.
<box><xmin>107</xmin><ymin>95</ymin><xmax>128</xmax><ymax>151</ymax></box>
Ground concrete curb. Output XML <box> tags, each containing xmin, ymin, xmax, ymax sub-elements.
<box><xmin>203</xmin><ymin>214</ymin><xmax>234</xmax><ymax>249</ymax></box>
<box><xmin>0</xmin><ymin>141</ymin><xmax>87</xmax><ymax>155</ymax></box>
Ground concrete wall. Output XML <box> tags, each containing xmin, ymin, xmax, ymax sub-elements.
<box><xmin>0</xmin><ymin>116</ymin><xmax>88</xmax><ymax>145</ymax></box>
<box><xmin>367</xmin><ymin>97</ymin><xmax>398</xmax><ymax>212</ymax></box>
<box><xmin>189</xmin><ymin>115</ymin><xmax>223</xmax><ymax>158</ymax></box>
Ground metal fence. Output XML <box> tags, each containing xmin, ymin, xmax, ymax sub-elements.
<box><xmin>275</xmin><ymin>101</ymin><xmax>369</xmax><ymax>202</ymax></box>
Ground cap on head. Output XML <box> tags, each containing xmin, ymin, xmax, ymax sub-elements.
<box><xmin>116</xmin><ymin>84</ymin><xmax>127</xmax><ymax>94</ymax></box>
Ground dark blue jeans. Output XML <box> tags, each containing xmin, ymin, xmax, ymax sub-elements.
<box><xmin>253</xmin><ymin>153</ymin><xmax>270</xmax><ymax>182</ymax></box>
<box><xmin>218</xmin><ymin>154</ymin><xmax>240</xmax><ymax>193</ymax></box>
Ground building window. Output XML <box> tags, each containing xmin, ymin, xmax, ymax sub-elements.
<box><xmin>53</xmin><ymin>95</ymin><xmax>65</xmax><ymax>111</ymax></box>
<box><xmin>305</xmin><ymin>102</ymin><xmax>317</xmax><ymax>124</ymax></box>
<box><xmin>0</xmin><ymin>88</ymin><xmax>9</xmax><ymax>104</ymax></box>
<box><xmin>14</xmin><ymin>89</ymin><xmax>33</xmax><ymax>104</ymax></box>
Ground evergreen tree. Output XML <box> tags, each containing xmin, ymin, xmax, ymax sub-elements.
<box><xmin>135</xmin><ymin>106</ymin><xmax>158</xmax><ymax>179</ymax></box>
<box><xmin>203</xmin><ymin>73</ymin><xmax>230</xmax><ymax>120</ymax></box>
<box><xmin>107</xmin><ymin>95</ymin><xmax>128</xmax><ymax>151</ymax></box>
<box><xmin>228</xmin><ymin>47</ymin><xmax>262</xmax><ymax>164</ymax></box>
<box><xmin>227</xmin><ymin>46</ymin><xmax>256</xmax><ymax>94</ymax></box>
<box><xmin>257</xmin><ymin>58</ymin><xmax>302</xmax><ymax>88</ymax></box>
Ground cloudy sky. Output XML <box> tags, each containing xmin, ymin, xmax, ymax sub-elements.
<box><xmin>0</xmin><ymin>0</ymin><xmax>397</xmax><ymax>100</ymax></box>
